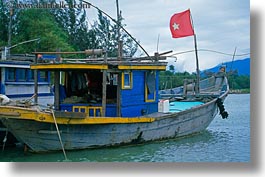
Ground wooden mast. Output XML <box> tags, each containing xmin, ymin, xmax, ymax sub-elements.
<box><xmin>101</xmin><ymin>52</ymin><xmax>107</xmax><ymax>117</ymax></box>
<box><xmin>116</xmin><ymin>0</ymin><xmax>122</xmax><ymax>117</ymax></box>
<box><xmin>54</xmin><ymin>49</ymin><xmax>61</xmax><ymax>110</ymax></box>
<box><xmin>116</xmin><ymin>0</ymin><xmax>122</xmax><ymax>60</ymax></box>
<box><xmin>190</xmin><ymin>12</ymin><xmax>200</xmax><ymax>95</ymax></box>
<box><xmin>193</xmin><ymin>34</ymin><xmax>200</xmax><ymax>95</ymax></box>
<box><xmin>7</xmin><ymin>1</ymin><xmax>13</xmax><ymax>57</ymax></box>
<box><xmin>34</xmin><ymin>54</ymin><xmax>38</xmax><ymax>104</ymax></box>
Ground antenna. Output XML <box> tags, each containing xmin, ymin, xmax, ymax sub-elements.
<box><xmin>230</xmin><ymin>47</ymin><xmax>237</xmax><ymax>71</ymax></box>
<box><xmin>156</xmin><ymin>34</ymin><xmax>160</xmax><ymax>52</ymax></box>
<box><xmin>116</xmin><ymin>0</ymin><xmax>122</xmax><ymax>59</ymax></box>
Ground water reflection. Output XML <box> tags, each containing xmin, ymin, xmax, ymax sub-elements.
<box><xmin>66</xmin><ymin>130</ymin><xmax>225</xmax><ymax>162</ymax></box>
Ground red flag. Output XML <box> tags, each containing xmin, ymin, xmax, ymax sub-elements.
<box><xmin>170</xmin><ymin>9</ymin><xmax>194</xmax><ymax>38</ymax></box>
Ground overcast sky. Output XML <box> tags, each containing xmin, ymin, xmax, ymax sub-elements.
<box><xmin>84</xmin><ymin>0</ymin><xmax>250</xmax><ymax>72</ymax></box>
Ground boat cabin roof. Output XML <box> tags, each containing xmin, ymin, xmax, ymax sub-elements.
<box><xmin>30</xmin><ymin>58</ymin><xmax>167</xmax><ymax>71</ymax></box>
<box><xmin>29</xmin><ymin>50</ymin><xmax>168</xmax><ymax>71</ymax></box>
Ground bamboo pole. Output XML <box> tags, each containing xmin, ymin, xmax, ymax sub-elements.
<box><xmin>101</xmin><ymin>53</ymin><xmax>107</xmax><ymax>117</ymax></box>
<box><xmin>190</xmin><ymin>11</ymin><xmax>200</xmax><ymax>95</ymax></box>
<box><xmin>34</xmin><ymin>54</ymin><xmax>38</xmax><ymax>104</ymax></box>
<box><xmin>32</xmin><ymin>49</ymin><xmax>103</xmax><ymax>55</ymax></box>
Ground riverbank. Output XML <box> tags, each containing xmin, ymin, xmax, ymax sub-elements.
<box><xmin>229</xmin><ymin>89</ymin><xmax>250</xmax><ymax>94</ymax></box>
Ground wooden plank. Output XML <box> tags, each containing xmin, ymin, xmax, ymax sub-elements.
<box><xmin>102</xmin><ymin>70</ymin><xmax>107</xmax><ymax>117</ymax></box>
<box><xmin>116</xmin><ymin>73</ymin><xmax>121</xmax><ymax>117</ymax></box>
<box><xmin>118</xmin><ymin>65</ymin><xmax>166</xmax><ymax>70</ymax></box>
<box><xmin>54</xmin><ymin>71</ymin><xmax>60</xmax><ymax>110</ymax></box>
<box><xmin>30</xmin><ymin>63</ymin><xmax>108</xmax><ymax>70</ymax></box>
<box><xmin>54</xmin><ymin>111</ymin><xmax>86</xmax><ymax>119</ymax></box>
<box><xmin>34</xmin><ymin>54</ymin><xmax>38</xmax><ymax>104</ymax></box>
<box><xmin>54</xmin><ymin>49</ymin><xmax>61</xmax><ymax>110</ymax></box>
<box><xmin>0</xmin><ymin>112</ymin><xmax>21</xmax><ymax>116</ymax></box>
<box><xmin>32</xmin><ymin>49</ymin><xmax>103</xmax><ymax>55</ymax></box>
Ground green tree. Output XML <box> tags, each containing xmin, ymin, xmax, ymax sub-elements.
<box><xmin>169</xmin><ymin>65</ymin><xmax>175</xmax><ymax>73</ymax></box>
<box><xmin>159</xmin><ymin>70</ymin><xmax>196</xmax><ymax>90</ymax></box>
<box><xmin>1</xmin><ymin>0</ymin><xmax>138</xmax><ymax>57</ymax></box>
<box><xmin>91</xmin><ymin>11</ymin><xmax>138</xmax><ymax>57</ymax></box>
<box><xmin>0</xmin><ymin>0</ymin><xmax>8</xmax><ymax>44</ymax></box>
<box><xmin>228</xmin><ymin>75</ymin><xmax>250</xmax><ymax>90</ymax></box>
<box><xmin>51</xmin><ymin>0</ymin><xmax>90</xmax><ymax>51</ymax></box>
<box><xmin>11</xmin><ymin>8</ymin><xmax>74</xmax><ymax>53</ymax></box>
<box><xmin>0</xmin><ymin>0</ymin><xmax>19</xmax><ymax>46</ymax></box>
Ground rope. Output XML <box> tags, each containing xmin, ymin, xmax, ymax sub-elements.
<box><xmin>51</xmin><ymin>110</ymin><xmax>68</xmax><ymax>161</ymax></box>
<box><xmin>2</xmin><ymin>124</ymin><xmax>8</xmax><ymax>152</ymax></box>
<box><xmin>170</xmin><ymin>49</ymin><xmax>250</xmax><ymax>57</ymax></box>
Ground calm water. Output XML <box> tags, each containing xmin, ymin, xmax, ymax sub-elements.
<box><xmin>0</xmin><ymin>94</ymin><xmax>250</xmax><ymax>162</ymax></box>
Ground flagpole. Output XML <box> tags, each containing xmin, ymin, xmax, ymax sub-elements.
<box><xmin>190</xmin><ymin>11</ymin><xmax>200</xmax><ymax>95</ymax></box>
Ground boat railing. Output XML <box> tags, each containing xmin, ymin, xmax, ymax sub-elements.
<box><xmin>72</xmin><ymin>105</ymin><xmax>102</xmax><ymax>117</ymax></box>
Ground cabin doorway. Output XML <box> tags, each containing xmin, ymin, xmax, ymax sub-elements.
<box><xmin>60</xmin><ymin>70</ymin><xmax>117</xmax><ymax>105</ymax></box>
<box><xmin>106</xmin><ymin>72</ymin><xmax>118</xmax><ymax>103</ymax></box>
<box><xmin>56</xmin><ymin>70</ymin><xmax>118</xmax><ymax>117</ymax></box>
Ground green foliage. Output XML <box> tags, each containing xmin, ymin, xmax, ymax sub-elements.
<box><xmin>160</xmin><ymin>70</ymin><xmax>250</xmax><ymax>91</ymax></box>
<box><xmin>51</xmin><ymin>0</ymin><xmax>137</xmax><ymax>57</ymax></box>
<box><xmin>159</xmin><ymin>71</ymin><xmax>196</xmax><ymax>90</ymax></box>
<box><xmin>90</xmin><ymin>11</ymin><xmax>116</xmax><ymax>56</ymax></box>
<box><xmin>91</xmin><ymin>11</ymin><xmax>138</xmax><ymax>57</ymax></box>
<box><xmin>12</xmin><ymin>8</ymin><xmax>74</xmax><ymax>53</ymax></box>
<box><xmin>0</xmin><ymin>0</ymin><xmax>9</xmax><ymax>43</ymax></box>
<box><xmin>51</xmin><ymin>0</ymin><xmax>89</xmax><ymax>51</ymax></box>
<box><xmin>228</xmin><ymin>75</ymin><xmax>250</xmax><ymax>90</ymax></box>
<box><xmin>169</xmin><ymin>65</ymin><xmax>175</xmax><ymax>73</ymax></box>
<box><xmin>0</xmin><ymin>0</ymin><xmax>74</xmax><ymax>53</ymax></box>
<box><xmin>0</xmin><ymin>0</ymin><xmax>138</xmax><ymax>58</ymax></box>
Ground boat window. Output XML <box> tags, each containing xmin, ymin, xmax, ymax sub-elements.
<box><xmin>145</xmin><ymin>71</ymin><xmax>156</xmax><ymax>102</ymax></box>
<box><xmin>17</xmin><ymin>68</ymin><xmax>27</xmax><ymax>81</ymax></box>
<box><xmin>39</xmin><ymin>71</ymin><xmax>48</xmax><ymax>82</ymax></box>
<box><xmin>6</xmin><ymin>68</ymin><xmax>16</xmax><ymax>81</ymax></box>
<box><xmin>28</xmin><ymin>70</ymin><xmax>35</xmax><ymax>81</ymax></box>
<box><xmin>112</xmin><ymin>74</ymin><xmax>118</xmax><ymax>85</ymax></box>
<box><xmin>122</xmin><ymin>71</ymin><xmax>133</xmax><ymax>89</ymax></box>
<box><xmin>5</xmin><ymin>68</ymin><xmax>50</xmax><ymax>83</ymax></box>
<box><xmin>107</xmin><ymin>73</ymin><xmax>118</xmax><ymax>86</ymax></box>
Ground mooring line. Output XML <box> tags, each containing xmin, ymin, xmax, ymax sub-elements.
<box><xmin>1</xmin><ymin>125</ymin><xmax>8</xmax><ymax>152</ymax></box>
<box><xmin>51</xmin><ymin>110</ymin><xmax>68</xmax><ymax>161</ymax></box>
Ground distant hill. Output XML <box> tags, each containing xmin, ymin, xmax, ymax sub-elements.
<box><xmin>202</xmin><ymin>58</ymin><xmax>250</xmax><ymax>76</ymax></box>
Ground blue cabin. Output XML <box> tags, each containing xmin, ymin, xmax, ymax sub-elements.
<box><xmin>0</xmin><ymin>55</ymin><xmax>53</xmax><ymax>105</ymax></box>
<box><xmin>30</xmin><ymin>51</ymin><xmax>167</xmax><ymax>118</ymax></box>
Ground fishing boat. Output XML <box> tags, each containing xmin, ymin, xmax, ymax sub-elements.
<box><xmin>0</xmin><ymin>49</ymin><xmax>229</xmax><ymax>152</ymax></box>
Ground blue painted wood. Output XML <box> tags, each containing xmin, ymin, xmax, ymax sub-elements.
<box><xmin>5</xmin><ymin>68</ymin><xmax>51</xmax><ymax>83</ymax></box>
<box><xmin>60</xmin><ymin>103</ymin><xmax>116</xmax><ymax>117</ymax></box>
<box><xmin>121</xmin><ymin>102</ymin><xmax>158</xmax><ymax>117</ymax></box>
<box><xmin>121</xmin><ymin>70</ymin><xmax>160</xmax><ymax>117</ymax></box>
